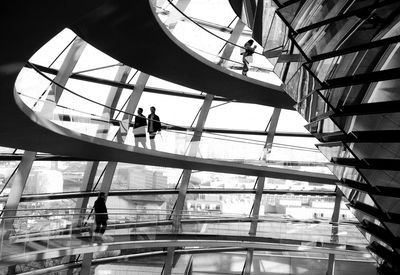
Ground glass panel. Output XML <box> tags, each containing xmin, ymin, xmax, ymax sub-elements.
<box><xmin>383</xmin><ymin>222</ymin><xmax>400</xmax><ymax>240</ymax></box>
<box><xmin>320</xmin><ymin>78</ymin><xmax>400</xmax><ymax>111</ymax></box>
<box><xmin>205</xmin><ymin>102</ymin><xmax>273</xmax><ymax>131</ymax></box>
<box><xmin>270</xmin><ymin>136</ymin><xmax>329</xmax><ymax>164</ymax></box>
<box><xmin>305</xmin><ymin>117</ymin><xmax>342</xmax><ymax>137</ymax></box>
<box><xmin>328</xmin><ymin>164</ymin><xmax>364</xmax><ymax>182</ymax></box>
<box><xmin>359</xmin><ymin>226</ymin><xmax>392</xmax><ymax>251</ymax></box>
<box><xmin>320</xmin><ymin>85</ymin><xmax>364</xmax><ymax>109</ymax></box>
<box><xmin>135</xmin><ymin>92</ymin><xmax>204</xmax><ymax>128</ymax></box>
<box><xmin>263</xmin><ymin>13</ymin><xmax>288</xmax><ymax>53</ymax></box>
<box><xmin>0</xmin><ymin>146</ymin><xmax>17</xmax><ymax>154</ymax></box>
<box><xmin>157</xmin><ymin>1</ymin><xmax>279</xmax><ymax>82</ymax></box>
<box><xmin>349</xmin><ymin>142</ymin><xmax>400</xmax><ymax>160</ymax></box>
<box><xmin>317</xmin><ymin>142</ymin><xmax>355</xmax><ymax>161</ymax></box>
<box><xmin>285</xmin><ymin>64</ymin><xmax>321</xmax><ymax>102</ymax></box>
<box><xmin>280</xmin><ymin>1</ymin><xmax>304</xmax><ymax>25</ymax></box>
<box><xmin>22</xmin><ymin>161</ymin><xmax>90</xmax><ymax>194</ymax></box>
<box><xmin>347</xmin><ymin>113</ymin><xmax>400</xmax><ymax>131</ymax></box>
<box><xmin>273</xmin><ymin>39</ymin><xmax>292</xmax><ymax>78</ymax></box>
<box><xmin>297</xmin><ymin>92</ymin><xmax>331</xmax><ymax>123</ymax></box>
<box><xmin>187</xmin><ymin>171</ymin><xmax>257</xmax><ymax>189</ymax></box>
<box><xmin>110</xmin><ymin>163</ymin><xmax>182</xmax><ymax>191</ymax></box>
<box><xmin>359</xmin><ymin>168</ymin><xmax>400</xmax><ymax>188</ymax></box>
<box><xmin>28</xmin><ymin>28</ymin><xmax>76</xmax><ymax>69</ymax></box>
<box><xmin>295</xmin><ymin>17</ymin><xmax>359</xmax><ymax>58</ymax></box>
<box><xmin>14</xmin><ymin>199</ymin><xmax>77</xmax><ymax>235</ymax></box>
<box><xmin>293</xmin><ymin>0</ymin><xmax>348</xmax><ymax>30</ymax></box>
<box><xmin>335</xmin><ymin>113</ymin><xmax>400</xmax><ymax>133</ymax></box>
<box><xmin>309</xmin><ymin>47</ymin><xmax>388</xmax><ymax>83</ymax></box>
<box><xmin>350</xmin><ymin>207</ymin><xmax>382</xmax><ymax>229</ymax></box>
<box><xmin>295</xmin><ymin>2</ymin><xmax>400</xmax><ymax>59</ymax></box>
<box><xmin>0</xmin><ymin>161</ymin><xmax>20</xmax><ymax>198</ymax></box>
<box><xmin>373</xmin><ymin>195</ymin><xmax>400</xmax><ymax>214</ymax></box>
<box><xmin>72</xmin><ymin>43</ymin><xmax>120</xmax><ymax>81</ymax></box>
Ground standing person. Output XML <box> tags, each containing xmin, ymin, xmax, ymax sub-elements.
<box><xmin>241</xmin><ymin>39</ymin><xmax>257</xmax><ymax>76</ymax></box>
<box><xmin>93</xmin><ymin>192</ymin><xmax>108</xmax><ymax>238</ymax></box>
<box><xmin>148</xmin><ymin>106</ymin><xmax>161</xmax><ymax>150</ymax></box>
<box><xmin>133</xmin><ymin>108</ymin><xmax>147</xmax><ymax>148</ymax></box>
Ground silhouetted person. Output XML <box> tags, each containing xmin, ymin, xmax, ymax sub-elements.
<box><xmin>241</xmin><ymin>39</ymin><xmax>257</xmax><ymax>76</ymax></box>
<box><xmin>133</xmin><ymin>108</ymin><xmax>147</xmax><ymax>148</ymax></box>
<box><xmin>94</xmin><ymin>192</ymin><xmax>108</xmax><ymax>236</ymax></box>
<box><xmin>148</xmin><ymin>106</ymin><xmax>161</xmax><ymax>150</ymax></box>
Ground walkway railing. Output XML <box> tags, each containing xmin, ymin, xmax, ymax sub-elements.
<box><xmin>0</xmin><ymin>207</ymin><xmax>366</xmax><ymax>259</ymax></box>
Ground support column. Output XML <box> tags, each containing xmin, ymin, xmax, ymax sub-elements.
<box><xmin>40</xmin><ymin>37</ymin><xmax>87</xmax><ymax>118</ymax></box>
<box><xmin>118</xmin><ymin>73</ymin><xmax>150</xmax><ymax>139</ymax></box>
<box><xmin>98</xmin><ymin>72</ymin><xmax>150</xmax><ymax>195</ymax></box>
<box><xmin>163</xmin><ymin>94</ymin><xmax>213</xmax><ymax>275</ymax></box>
<box><xmin>262</xmin><ymin>108</ymin><xmax>281</xmax><ymax>160</ymax></box>
<box><xmin>0</xmin><ymin>151</ymin><xmax>36</xmax><ymax>240</ymax></box>
<box><xmin>73</xmin><ymin>66</ymin><xmax>132</xmax><ymax>229</ymax></box>
<box><xmin>74</xmin><ymin>162</ymin><xmax>100</xmax><ymax>227</ymax></box>
<box><xmin>22</xmin><ymin>38</ymin><xmax>86</xmax><ymax>273</ymax></box>
<box><xmin>243</xmin><ymin>177</ymin><xmax>265</xmax><ymax>275</ymax></box>
<box><xmin>97</xmin><ymin>65</ymin><xmax>131</xmax><ymax>139</ymax></box>
<box><xmin>217</xmin><ymin>20</ymin><xmax>245</xmax><ymax>66</ymax></box>
<box><xmin>80</xmin><ymin>252</ymin><xmax>94</xmax><ymax>275</ymax></box>
<box><xmin>187</xmin><ymin>93</ymin><xmax>214</xmax><ymax>157</ymax></box>
<box><xmin>243</xmin><ymin>109</ymin><xmax>280</xmax><ymax>275</ymax></box>
<box><xmin>164</xmin><ymin>12</ymin><xmax>242</xmax><ymax>273</ymax></box>
<box><xmin>67</xmin><ymin>67</ymin><xmax>132</xmax><ymax>275</ymax></box>
<box><xmin>326</xmin><ymin>188</ymin><xmax>342</xmax><ymax>275</ymax></box>
<box><xmin>79</xmin><ymin>73</ymin><xmax>149</xmax><ymax>275</ymax></box>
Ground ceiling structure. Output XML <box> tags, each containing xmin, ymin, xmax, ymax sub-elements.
<box><xmin>1</xmin><ymin>0</ymin><xmax>395</xmax><ymax>274</ymax></box>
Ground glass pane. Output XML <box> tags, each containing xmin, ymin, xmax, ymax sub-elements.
<box><xmin>328</xmin><ymin>164</ymin><xmax>364</xmax><ymax>182</ymax></box>
<box><xmin>349</xmin><ymin>142</ymin><xmax>400</xmax><ymax>160</ymax></box>
<box><xmin>317</xmin><ymin>142</ymin><xmax>355</xmax><ymax>161</ymax></box>
<box><xmin>359</xmin><ymin>168</ymin><xmax>400</xmax><ymax>188</ymax></box>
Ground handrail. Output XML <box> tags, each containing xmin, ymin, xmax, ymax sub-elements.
<box><xmin>21</xmin><ymin>65</ymin><xmax>317</xmax><ymax>153</ymax></box>
<box><xmin>0</xmin><ymin>209</ymin><xmax>358</xmax><ymax>226</ymax></box>
<box><xmin>163</xmin><ymin>0</ymin><xmax>265</xmax><ymax>58</ymax></box>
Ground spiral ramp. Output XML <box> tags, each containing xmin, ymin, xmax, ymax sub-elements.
<box><xmin>0</xmin><ymin>0</ymin><xmax>379</xmax><ymax>274</ymax></box>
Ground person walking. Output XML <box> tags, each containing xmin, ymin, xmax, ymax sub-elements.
<box><xmin>241</xmin><ymin>39</ymin><xmax>257</xmax><ymax>76</ymax></box>
<box><xmin>133</xmin><ymin>108</ymin><xmax>147</xmax><ymax>148</ymax></box>
<box><xmin>148</xmin><ymin>106</ymin><xmax>161</xmax><ymax>150</ymax></box>
<box><xmin>93</xmin><ymin>192</ymin><xmax>108</xmax><ymax>239</ymax></box>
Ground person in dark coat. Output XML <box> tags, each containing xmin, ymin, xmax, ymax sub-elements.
<box><xmin>147</xmin><ymin>106</ymin><xmax>161</xmax><ymax>150</ymax></box>
<box><xmin>133</xmin><ymin>107</ymin><xmax>147</xmax><ymax>148</ymax></box>
<box><xmin>94</xmin><ymin>192</ymin><xmax>108</xmax><ymax>235</ymax></box>
<box><xmin>241</xmin><ymin>39</ymin><xmax>257</xmax><ymax>76</ymax></box>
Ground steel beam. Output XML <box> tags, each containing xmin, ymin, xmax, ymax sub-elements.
<box><xmin>163</xmin><ymin>1</ymin><xmax>195</xmax><ymax>273</ymax></box>
<box><xmin>165</xmin><ymin>94</ymin><xmax>213</xmax><ymax>275</ymax></box>
<box><xmin>0</xmin><ymin>151</ymin><xmax>36</xmax><ymax>240</ymax></box>
<box><xmin>244</xmin><ymin>108</ymin><xmax>280</xmax><ymax>275</ymax></box>
<box><xmin>326</xmin><ymin>189</ymin><xmax>342</xmax><ymax>275</ymax></box>
<box><xmin>40</xmin><ymin>37</ymin><xmax>87</xmax><ymax>118</ymax></box>
<box><xmin>79</xmin><ymin>70</ymin><xmax>145</xmax><ymax>275</ymax></box>
<box><xmin>13</xmin><ymin>188</ymin><xmax>335</xmax><ymax>202</ymax></box>
<box><xmin>322</xmin><ymin>67</ymin><xmax>400</xmax><ymax>89</ymax></box>
<box><xmin>217</xmin><ymin>20</ymin><xmax>245</xmax><ymax>66</ymax></box>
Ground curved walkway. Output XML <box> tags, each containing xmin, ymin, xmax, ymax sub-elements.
<box><xmin>0</xmin><ymin>1</ymin><xmax>329</xmax><ymax>183</ymax></box>
<box><xmin>1</xmin><ymin>233</ymin><xmax>366</xmax><ymax>266</ymax></box>
<box><xmin>70</xmin><ymin>0</ymin><xmax>295</xmax><ymax>109</ymax></box>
